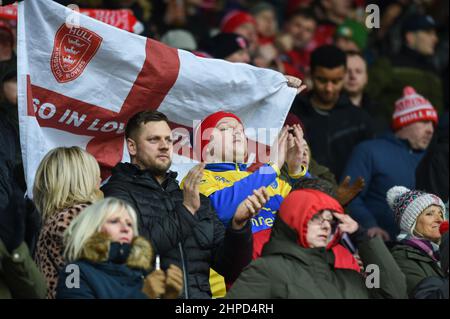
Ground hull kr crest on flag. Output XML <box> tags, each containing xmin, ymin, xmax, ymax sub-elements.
<box><xmin>17</xmin><ymin>0</ymin><xmax>296</xmax><ymax>196</ymax></box>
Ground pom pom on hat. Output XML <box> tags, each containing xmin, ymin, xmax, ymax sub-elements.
<box><xmin>387</xmin><ymin>186</ymin><xmax>410</xmax><ymax>211</ymax></box>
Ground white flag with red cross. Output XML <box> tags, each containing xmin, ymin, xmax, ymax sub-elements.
<box><xmin>17</xmin><ymin>0</ymin><xmax>296</xmax><ymax>196</ymax></box>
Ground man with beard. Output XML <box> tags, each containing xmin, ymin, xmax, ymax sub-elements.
<box><xmin>102</xmin><ymin>110</ymin><xmax>265</xmax><ymax>299</ymax></box>
<box><xmin>342</xmin><ymin>87</ymin><xmax>438</xmax><ymax>242</ymax></box>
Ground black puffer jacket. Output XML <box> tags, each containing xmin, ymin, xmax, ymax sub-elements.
<box><xmin>102</xmin><ymin>163</ymin><xmax>253</xmax><ymax>299</ymax></box>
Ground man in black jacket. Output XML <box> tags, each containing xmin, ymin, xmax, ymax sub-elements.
<box><xmin>290</xmin><ymin>45</ymin><xmax>375</xmax><ymax>180</ymax></box>
<box><xmin>102</xmin><ymin>110</ymin><xmax>257</xmax><ymax>299</ymax></box>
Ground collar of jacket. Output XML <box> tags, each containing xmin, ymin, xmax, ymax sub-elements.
<box><xmin>381</xmin><ymin>132</ymin><xmax>427</xmax><ymax>154</ymax></box>
<box><xmin>112</xmin><ymin>162</ymin><xmax>179</xmax><ymax>191</ymax></box>
<box><xmin>79</xmin><ymin>232</ymin><xmax>153</xmax><ymax>271</ymax></box>
<box><xmin>261</xmin><ymin>216</ymin><xmax>335</xmax><ymax>267</ymax></box>
<box><xmin>394</xmin><ymin>244</ymin><xmax>444</xmax><ymax>277</ymax></box>
<box><xmin>205</xmin><ymin>162</ymin><xmax>249</xmax><ymax>172</ymax></box>
<box><xmin>393</xmin><ymin>46</ymin><xmax>437</xmax><ymax>73</ymax></box>
<box><xmin>300</xmin><ymin>92</ymin><xmax>354</xmax><ymax>115</ymax></box>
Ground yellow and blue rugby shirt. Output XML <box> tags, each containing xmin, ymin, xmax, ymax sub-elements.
<box><xmin>196</xmin><ymin>162</ymin><xmax>306</xmax><ymax>298</ymax></box>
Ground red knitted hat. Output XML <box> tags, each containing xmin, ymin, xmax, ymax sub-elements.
<box><xmin>392</xmin><ymin>86</ymin><xmax>438</xmax><ymax>131</ymax></box>
<box><xmin>221</xmin><ymin>10</ymin><xmax>256</xmax><ymax>33</ymax></box>
<box><xmin>194</xmin><ymin>111</ymin><xmax>243</xmax><ymax>161</ymax></box>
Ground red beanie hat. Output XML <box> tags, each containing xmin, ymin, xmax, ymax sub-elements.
<box><xmin>194</xmin><ymin>111</ymin><xmax>243</xmax><ymax>161</ymax></box>
<box><xmin>221</xmin><ymin>10</ymin><xmax>256</xmax><ymax>33</ymax></box>
<box><xmin>392</xmin><ymin>86</ymin><xmax>438</xmax><ymax>131</ymax></box>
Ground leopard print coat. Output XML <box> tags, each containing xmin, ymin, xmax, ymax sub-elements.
<box><xmin>34</xmin><ymin>204</ymin><xmax>89</xmax><ymax>299</ymax></box>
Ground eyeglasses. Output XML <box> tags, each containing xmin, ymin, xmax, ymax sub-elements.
<box><xmin>309</xmin><ymin>213</ymin><xmax>338</xmax><ymax>229</ymax></box>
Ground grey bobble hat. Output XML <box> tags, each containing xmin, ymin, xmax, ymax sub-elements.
<box><xmin>387</xmin><ymin>186</ymin><xmax>446</xmax><ymax>234</ymax></box>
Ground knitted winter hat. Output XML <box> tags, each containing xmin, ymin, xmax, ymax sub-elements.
<box><xmin>160</xmin><ymin>29</ymin><xmax>197</xmax><ymax>51</ymax></box>
<box><xmin>208</xmin><ymin>33</ymin><xmax>249</xmax><ymax>59</ymax></box>
<box><xmin>335</xmin><ymin>19</ymin><xmax>368</xmax><ymax>51</ymax></box>
<box><xmin>221</xmin><ymin>10</ymin><xmax>256</xmax><ymax>33</ymax></box>
<box><xmin>193</xmin><ymin>111</ymin><xmax>243</xmax><ymax>161</ymax></box>
<box><xmin>387</xmin><ymin>186</ymin><xmax>446</xmax><ymax>234</ymax></box>
<box><xmin>392</xmin><ymin>86</ymin><xmax>438</xmax><ymax>131</ymax></box>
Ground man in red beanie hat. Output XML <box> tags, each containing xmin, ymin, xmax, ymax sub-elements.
<box><xmin>342</xmin><ymin>86</ymin><xmax>439</xmax><ymax>242</ymax></box>
<box><xmin>187</xmin><ymin>109</ymin><xmax>307</xmax><ymax>297</ymax></box>
<box><xmin>220</xmin><ymin>10</ymin><xmax>258</xmax><ymax>55</ymax></box>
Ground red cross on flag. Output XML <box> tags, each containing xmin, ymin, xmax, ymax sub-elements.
<box><xmin>17</xmin><ymin>0</ymin><xmax>296</xmax><ymax>196</ymax></box>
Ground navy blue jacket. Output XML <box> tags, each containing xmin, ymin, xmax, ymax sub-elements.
<box><xmin>56</xmin><ymin>241</ymin><xmax>149</xmax><ymax>299</ymax></box>
<box><xmin>342</xmin><ymin>133</ymin><xmax>425</xmax><ymax>238</ymax></box>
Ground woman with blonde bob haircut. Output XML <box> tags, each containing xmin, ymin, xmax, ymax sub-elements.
<box><xmin>57</xmin><ymin>198</ymin><xmax>183</xmax><ymax>299</ymax></box>
<box><xmin>387</xmin><ymin>186</ymin><xmax>447</xmax><ymax>297</ymax></box>
<box><xmin>33</xmin><ymin>146</ymin><xmax>103</xmax><ymax>298</ymax></box>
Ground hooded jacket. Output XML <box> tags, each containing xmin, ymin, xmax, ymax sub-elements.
<box><xmin>102</xmin><ymin>163</ymin><xmax>253</xmax><ymax>299</ymax></box>
<box><xmin>226</xmin><ymin>189</ymin><xmax>407</xmax><ymax>299</ymax></box>
<box><xmin>56</xmin><ymin>233</ymin><xmax>153</xmax><ymax>299</ymax></box>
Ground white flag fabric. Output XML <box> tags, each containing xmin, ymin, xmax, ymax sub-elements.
<box><xmin>17</xmin><ymin>0</ymin><xmax>296</xmax><ymax>196</ymax></box>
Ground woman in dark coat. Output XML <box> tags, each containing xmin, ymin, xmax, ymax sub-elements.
<box><xmin>387</xmin><ymin>186</ymin><xmax>447</xmax><ymax>297</ymax></box>
<box><xmin>56</xmin><ymin>197</ymin><xmax>183</xmax><ymax>299</ymax></box>
<box><xmin>226</xmin><ymin>189</ymin><xmax>407</xmax><ymax>299</ymax></box>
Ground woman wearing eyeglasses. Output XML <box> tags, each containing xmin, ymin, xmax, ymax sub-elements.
<box><xmin>226</xmin><ymin>189</ymin><xmax>408</xmax><ymax>299</ymax></box>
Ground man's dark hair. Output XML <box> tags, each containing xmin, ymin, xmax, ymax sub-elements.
<box><xmin>310</xmin><ymin>45</ymin><xmax>347</xmax><ymax>74</ymax></box>
<box><xmin>287</xmin><ymin>8</ymin><xmax>317</xmax><ymax>23</ymax></box>
<box><xmin>292</xmin><ymin>177</ymin><xmax>337</xmax><ymax>198</ymax></box>
<box><xmin>125</xmin><ymin>110</ymin><xmax>169</xmax><ymax>139</ymax></box>
<box><xmin>346</xmin><ymin>50</ymin><xmax>365</xmax><ymax>60</ymax></box>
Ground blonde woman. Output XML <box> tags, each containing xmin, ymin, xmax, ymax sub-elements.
<box><xmin>33</xmin><ymin>146</ymin><xmax>102</xmax><ymax>298</ymax></box>
<box><xmin>387</xmin><ymin>186</ymin><xmax>447</xmax><ymax>297</ymax></box>
<box><xmin>56</xmin><ymin>198</ymin><xmax>183</xmax><ymax>299</ymax></box>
